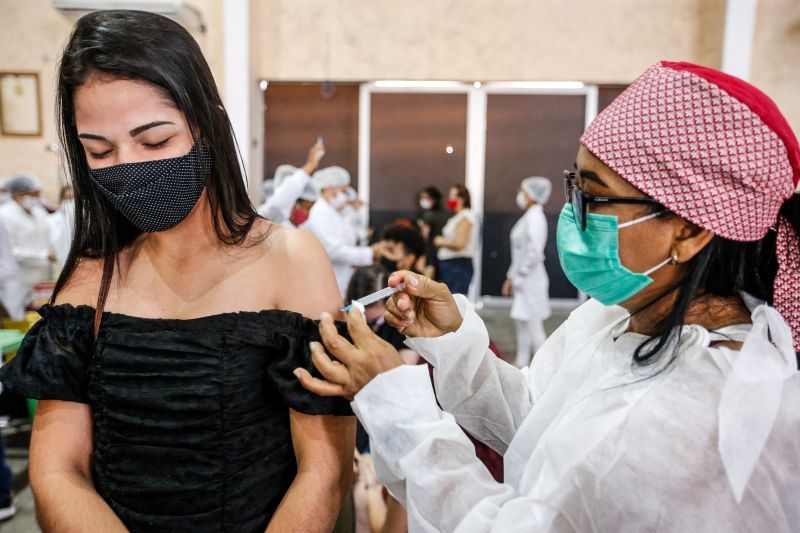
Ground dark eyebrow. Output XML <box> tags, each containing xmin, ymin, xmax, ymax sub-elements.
<box><xmin>78</xmin><ymin>121</ymin><xmax>175</xmax><ymax>142</ymax></box>
<box><xmin>77</xmin><ymin>132</ymin><xmax>108</xmax><ymax>141</ymax></box>
<box><xmin>129</xmin><ymin>121</ymin><xmax>174</xmax><ymax>137</ymax></box>
<box><xmin>578</xmin><ymin>169</ymin><xmax>609</xmax><ymax>188</ymax></box>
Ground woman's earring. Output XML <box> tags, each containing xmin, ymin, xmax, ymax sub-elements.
<box><xmin>670</xmin><ymin>254</ymin><xmax>679</xmax><ymax>265</ymax></box>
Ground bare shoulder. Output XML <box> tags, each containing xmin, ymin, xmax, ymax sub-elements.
<box><xmin>261</xmin><ymin>225</ymin><xmax>342</xmax><ymax>318</ymax></box>
<box><xmin>53</xmin><ymin>257</ymin><xmax>105</xmax><ymax>307</ymax></box>
<box><xmin>259</xmin><ymin>221</ymin><xmax>329</xmax><ymax>265</ymax></box>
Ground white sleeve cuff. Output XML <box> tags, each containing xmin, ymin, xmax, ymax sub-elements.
<box><xmin>403</xmin><ymin>294</ymin><xmax>490</xmax><ymax>368</ymax></box>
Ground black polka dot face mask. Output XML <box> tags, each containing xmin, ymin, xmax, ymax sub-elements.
<box><xmin>89</xmin><ymin>142</ymin><xmax>212</xmax><ymax>233</ymax></box>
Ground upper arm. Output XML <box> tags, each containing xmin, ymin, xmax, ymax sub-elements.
<box><xmin>289</xmin><ymin>408</ymin><xmax>355</xmax><ymax>480</ymax></box>
<box><xmin>453</xmin><ymin>217</ymin><xmax>473</xmax><ymax>248</ymax></box>
<box><xmin>274</xmin><ymin>229</ymin><xmax>344</xmax><ymax>319</ymax></box>
<box><xmin>30</xmin><ymin>400</ymin><xmax>93</xmax><ymax>485</ymax></box>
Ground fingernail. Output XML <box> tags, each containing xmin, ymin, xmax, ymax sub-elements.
<box><xmin>293</xmin><ymin>369</ymin><xmax>302</xmax><ymax>379</ymax></box>
<box><xmin>320</xmin><ymin>312</ymin><xmax>331</xmax><ymax>321</ymax></box>
<box><xmin>309</xmin><ymin>342</ymin><xmax>318</xmax><ymax>351</ymax></box>
<box><xmin>409</xmin><ymin>276</ymin><xmax>419</xmax><ymax>287</ymax></box>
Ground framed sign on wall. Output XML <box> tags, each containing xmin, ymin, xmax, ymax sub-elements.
<box><xmin>0</xmin><ymin>72</ymin><xmax>42</xmax><ymax>137</ymax></box>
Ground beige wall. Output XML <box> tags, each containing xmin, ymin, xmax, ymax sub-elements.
<box><xmin>0</xmin><ymin>0</ymin><xmax>224</xmax><ymax>202</ymax></box>
<box><xmin>1</xmin><ymin>0</ymin><xmax>797</xmax><ymax>200</ymax></box>
<box><xmin>750</xmin><ymin>0</ymin><xmax>800</xmax><ymax>144</ymax></box>
<box><xmin>251</xmin><ymin>0</ymin><xmax>799</xmax><ymax>136</ymax></box>
<box><xmin>251</xmin><ymin>0</ymin><xmax>727</xmax><ymax>82</ymax></box>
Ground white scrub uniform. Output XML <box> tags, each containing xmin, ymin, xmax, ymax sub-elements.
<box><xmin>508</xmin><ymin>204</ymin><xmax>551</xmax><ymax>366</ymax></box>
<box><xmin>47</xmin><ymin>200</ymin><xmax>75</xmax><ymax>266</ymax></box>
<box><xmin>0</xmin><ymin>223</ymin><xmax>19</xmax><ymax>314</ymax></box>
<box><xmin>353</xmin><ymin>295</ymin><xmax>800</xmax><ymax>532</ymax></box>
<box><xmin>341</xmin><ymin>203</ymin><xmax>368</xmax><ymax>246</ymax></box>
<box><xmin>0</xmin><ymin>201</ymin><xmax>53</xmax><ymax>318</ymax></box>
<box><xmin>302</xmin><ymin>197</ymin><xmax>372</xmax><ymax>296</ymax></box>
<box><xmin>257</xmin><ymin>168</ymin><xmax>311</xmax><ymax>227</ymax></box>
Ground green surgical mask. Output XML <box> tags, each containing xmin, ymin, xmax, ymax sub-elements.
<box><xmin>556</xmin><ymin>203</ymin><xmax>673</xmax><ymax>306</ymax></box>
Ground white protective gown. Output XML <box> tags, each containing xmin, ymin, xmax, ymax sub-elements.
<box><xmin>302</xmin><ymin>197</ymin><xmax>372</xmax><ymax>296</ymax></box>
<box><xmin>352</xmin><ymin>295</ymin><xmax>800</xmax><ymax>532</ymax></box>
<box><xmin>0</xmin><ymin>222</ymin><xmax>19</xmax><ymax>312</ymax></box>
<box><xmin>47</xmin><ymin>201</ymin><xmax>75</xmax><ymax>266</ymax></box>
<box><xmin>257</xmin><ymin>168</ymin><xmax>311</xmax><ymax>227</ymax></box>
<box><xmin>0</xmin><ymin>201</ymin><xmax>53</xmax><ymax>318</ymax></box>
<box><xmin>508</xmin><ymin>204</ymin><xmax>551</xmax><ymax>321</ymax></box>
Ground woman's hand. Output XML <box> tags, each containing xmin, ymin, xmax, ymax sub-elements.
<box><xmin>501</xmin><ymin>278</ymin><xmax>513</xmax><ymax>297</ymax></box>
<box><xmin>433</xmin><ymin>235</ymin><xmax>445</xmax><ymax>248</ymax></box>
<box><xmin>384</xmin><ymin>271</ymin><xmax>462</xmax><ymax>338</ymax></box>
<box><xmin>294</xmin><ymin>307</ymin><xmax>404</xmax><ymax>400</ymax></box>
<box><xmin>418</xmin><ymin>220</ymin><xmax>431</xmax><ymax>240</ymax></box>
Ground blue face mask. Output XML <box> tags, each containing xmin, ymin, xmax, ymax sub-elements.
<box><xmin>556</xmin><ymin>203</ymin><xmax>674</xmax><ymax>306</ymax></box>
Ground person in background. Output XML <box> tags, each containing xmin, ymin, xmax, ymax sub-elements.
<box><xmin>304</xmin><ymin>166</ymin><xmax>384</xmax><ymax>296</ymax></box>
<box><xmin>0</xmin><ymin>179</ymin><xmax>18</xmax><ymax>317</ymax></box>
<box><xmin>47</xmin><ymin>184</ymin><xmax>76</xmax><ymax>267</ymax></box>
<box><xmin>0</xmin><ymin>179</ymin><xmax>9</xmax><ymax>205</ymax></box>
<box><xmin>289</xmin><ymin>182</ymin><xmax>318</xmax><ymax>227</ymax></box>
<box><xmin>0</xmin><ymin>431</ymin><xmax>13</xmax><ymax>522</ymax></box>
<box><xmin>258</xmin><ymin>139</ymin><xmax>325</xmax><ymax>226</ymax></box>
<box><xmin>0</xmin><ymin>178</ymin><xmax>16</xmax><ymax>515</ymax></box>
<box><xmin>261</xmin><ymin>178</ymin><xmax>275</xmax><ymax>205</ymax></box>
<box><xmin>380</xmin><ymin>224</ymin><xmax>427</xmax><ymax>275</ymax></box>
<box><xmin>502</xmin><ymin>177</ymin><xmax>552</xmax><ymax>367</ymax></box>
<box><xmin>343</xmin><ymin>186</ymin><xmax>369</xmax><ymax>246</ymax></box>
<box><xmin>416</xmin><ymin>186</ymin><xmax>450</xmax><ymax>279</ymax></box>
<box><xmin>0</xmin><ymin>174</ymin><xmax>55</xmax><ymax>318</ymax></box>
<box><xmin>434</xmin><ymin>184</ymin><xmax>477</xmax><ymax>295</ymax></box>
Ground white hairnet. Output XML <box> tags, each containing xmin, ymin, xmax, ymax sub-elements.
<box><xmin>521</xmin><ymin>176</ymin><xmax>552</xmax><ymax>204</ymax></box>
<box><xmin>262</xmin><ymin>179</ymin><xmax>275</xmax><ymax>202</ymax></box>
<box><xmin>299</xmin><ymin>183</ymin><xmax>319</xmax><ymax>202</ymax></box>
<box><xmin>6</xmin><ymin>173</ymin><xmax>41</xmax><ymax>194</ymax></box>
<box><xmin>273</xmin><ymin>164</ymin><xmax>297</xmax><ymax>188</ymax></box>
<box><xmin>312</xmin><ymin>166</ymin><xmax>351</xmax><ymax>191</ymax></box>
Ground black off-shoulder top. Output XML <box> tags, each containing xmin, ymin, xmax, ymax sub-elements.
<box><xmin>0</xmin><ymin>304</ymin><xmax>352</xmax><ymax>532</ymax></box>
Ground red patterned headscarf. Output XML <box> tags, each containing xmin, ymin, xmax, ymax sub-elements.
<box><xmin>580</xmin><ymin>61</ymin><xmax>800</xmax><ymax>349</ymax></box>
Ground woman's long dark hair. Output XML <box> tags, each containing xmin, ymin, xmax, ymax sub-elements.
<box><xmin>634</xmin><ymin>193</ymin><xmax>800</xmax><ymax>365</ymax></box>
<box><xmin>53</xmin><ymin>10</ymin><xmax>260</xmax><ymax>319</ymax></box>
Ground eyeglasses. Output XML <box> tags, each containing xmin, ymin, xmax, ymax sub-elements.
<box><xmin>563</xmin><ymin>171</ymin><xmax>665</xmax><ymax>231</ymax></box>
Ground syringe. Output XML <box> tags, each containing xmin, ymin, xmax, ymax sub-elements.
<box><xmin>342</xmin><ymin>283</ymin><xmax>407</xmax><ymax>312</ymax></box>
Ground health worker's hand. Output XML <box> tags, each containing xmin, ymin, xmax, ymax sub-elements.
<box><xmin>384</xmin><ymin>271</ymin><xmax>462</xmax><ymax>338</ymax></box>
<box><xmin>294</xmin><ymin>306</ymin><xmax>404</xmax><ymax>400</ymax></box>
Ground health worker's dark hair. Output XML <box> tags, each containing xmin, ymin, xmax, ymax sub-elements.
<box><xmin>633</xmin><ymin>194</ymin><xmax>800</xmax><ymax>365</ymax></box>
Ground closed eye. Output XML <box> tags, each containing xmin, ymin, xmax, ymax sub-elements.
<box><xmin>144</xmin><ymin>137</ymin><xmax>172</xmax><ymax>150</ymax></box>
<box><xmin>89</xmin><ymin>149</ymin><xmax>113</xmax><ymax>159</ymax></box>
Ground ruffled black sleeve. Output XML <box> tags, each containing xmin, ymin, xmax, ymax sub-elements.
<box><xmin>265</xmin><ymin>312</ymin><xmax>353</xmax><ymax>416</ymax></box>
<box><xmin>0</xmin><ymin>304</ymin><xmax>95</xmax><ymax>403</ymax></box>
